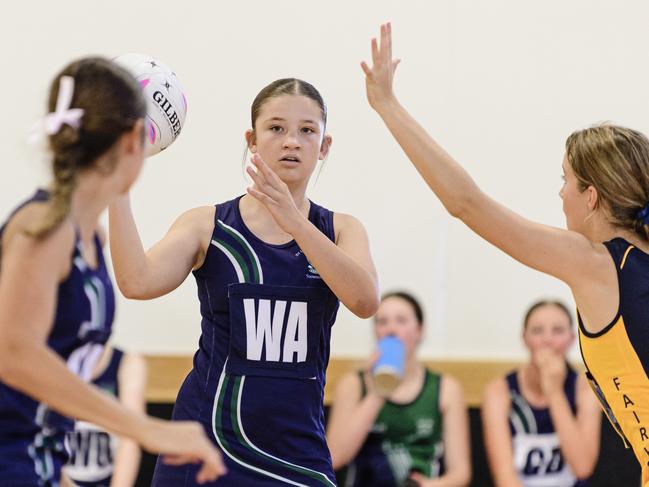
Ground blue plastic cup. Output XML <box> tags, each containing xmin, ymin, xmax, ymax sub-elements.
<box><xmin>373</xmin><ymin>336</ymin><xmax>405</xmax><ymax>396</ymax></box>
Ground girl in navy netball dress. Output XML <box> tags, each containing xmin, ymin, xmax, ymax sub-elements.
<box><xmin>64</xmin><ymin>346</ymin><xmax>147</xmax><ymax>487</ymax></box>
<box><xmin>0</xmin><ymin>57</ymin><xmax>224</xmax><ymax>487</ymax></box>
<box><xmin>108</xmin><ymin>78</ymin><xmax>380</xmax><ymax>485</ymax></box>
<box><xmin>483</xmin><ymin>301</ymin><xmax>601</xmax><ymax>487</ymax></box>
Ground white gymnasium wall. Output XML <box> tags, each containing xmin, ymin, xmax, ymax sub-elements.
<box><xmin>2</xmin><ymin>0</ymin><xmax>648</xmax><ymax>361</ymax></box>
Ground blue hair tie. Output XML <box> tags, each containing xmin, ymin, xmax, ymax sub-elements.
<box><xmin>637</xmin><ymin>203</ymin><xmax>649</xmax><ymax>225</ymax></box>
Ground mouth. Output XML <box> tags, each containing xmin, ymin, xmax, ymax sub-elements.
<box><xmin>279</xmin><ymin>155</ymin><xmax>301</xmax><ymax>164</ymax></box>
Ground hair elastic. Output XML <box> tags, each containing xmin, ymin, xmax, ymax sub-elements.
<box><xmin>637</xmin><ymin>203</ymin><xmax>649</xmax><ymax>225</ymax></box>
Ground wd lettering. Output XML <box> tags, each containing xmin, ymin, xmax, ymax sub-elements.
<box><xmin>243</xmin><ymin>299</ymin><xmax>308</xmax><ymax>363</ymax></box>
<box><xmin>66</xmin><ymin>430</ymin><xmax>113</xmax><ymax>468</ymax></box>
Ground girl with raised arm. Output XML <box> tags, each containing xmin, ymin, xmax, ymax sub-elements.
<box><xmin>0</xmin><ymin>57</ymin><xmax>224</xmax><ymax>486</ymax></box>
<box><xmin>109</xmin><ymin>78</ymin><xmax>380</xmax><ymax>485</ymax></box>
<box><xmin>363</xmin><ymin>22</ymin><xmax>649</xmax><ymax>486</ymax></box>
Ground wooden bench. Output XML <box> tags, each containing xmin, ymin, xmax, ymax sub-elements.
<box><xmin>144</xmin><ymin>355</ymin><xmax>528</xmax><ymax>406</ymax></box>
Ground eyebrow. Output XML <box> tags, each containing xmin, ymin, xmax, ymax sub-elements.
<box><xmin>264</xmin><ymin>117</ymin><xmax>319</xmax><ymax>125</ymax></box>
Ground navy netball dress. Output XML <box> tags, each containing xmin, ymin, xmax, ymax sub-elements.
<box><xmin>152</xmin><ymin>195</ymin><xmax>340</xmax><ymax>486</ymax></box>
<box><xmin>0</xmin><ymin>189</ymin><xmax>114</xmax><ymax>487</ymax></box>
<box><xmin>64</xmin><ymin>348</ymin><xmax>125</xmax><ymax>486</ymax></box>
<box><xmin>506</xmin><ymin>367</ymin><xmax>587</xmax><ymax>487</ymax></box>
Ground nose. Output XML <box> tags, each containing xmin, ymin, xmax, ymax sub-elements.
<box><xmin>282</xmin><ymin>130</ymin><xmax>300</xmax><ymax>150</ymax></box>
<box><xmin>541</xmin><ymin>333</ymin><xmax>554</xmax><ymax>348</ymax></box>
<box><xmin>376</xmin><ymin>321</ymin><xmax>397</xmax><ymax>338</ymax></box>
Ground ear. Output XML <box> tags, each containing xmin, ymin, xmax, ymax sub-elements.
<box><xmin>319</xmin><ymin>134</ymin><xmax>332</xmax><ymax>160</ymax></box>
<box><xmin>415</xmin><ymin>324</ymin><xmax>425</xmax><ymax>345</ymax></box>
<box><xmin>122</xmin><ymin>119</ymin><xmax>145</xmax><ymax>156</ymax></box>
<box><xmin>245</xmin><ymin>129</ymin><xmax>257</xmax><ymax>153</ymax></box>
<box><xmin>586</xmin><ymin>185</ymin><xmax>599</xmax><ymax>211</ymax></box>
<box><xmin>568</xmin><ymin>330</ymin><xmax>576</xmax><ymax>348</ymax></box>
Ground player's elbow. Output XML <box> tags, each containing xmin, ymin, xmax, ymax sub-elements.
<box><xmin>325</xmin><ymin>429</ymin><xmax>353</xmax><ymax>470</ymax></box>
<box><xmin>573</xmin><ymin>459</ymin><xmax>596</xmax><ymax>480</ymax></box>
<box><xmin>452</xmin><ymin>464</ymin><xmax>472</xmax><ymax>487</ymax></box>
<box><xmin>328</xmin><ymin>444</ymin><xmax>351</xmax><ymax>471</ymax></box>
<box><xmin>115</xmin><ymin>274</ymin><xmax>149</xmax><ymax>300</ymax></box>
<box><xmin>117</xmin><ymin>282</ymin><xmax>141</xmax><ymax>300</ymax></box>
<box><xmin>350</xmin><ymin>295</ymin><xmax>379</xmax><ymax>319</ymax></box>
<box><xmin>446</xmin><ymin>193</ymin><xmax>475</xmax><ymax>221</ymax></box>
<box><xmin>446</xmin><ymin>183</ymin><xmax>485</xmax><ymax>222</ymax></box>
<box><xmin>0</xmin><ymin>338</ymin><xmax>31</xmax><ymax>387</ymax></box>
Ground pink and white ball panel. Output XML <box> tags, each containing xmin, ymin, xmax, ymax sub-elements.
<box><xmin>113</xmin><ymin>53</ymin><xmax>187</xmax><ymax>156</ymax></box>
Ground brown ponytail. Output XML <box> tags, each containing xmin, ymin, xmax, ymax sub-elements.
<box><xmin>28</xmin><ymin>57</ymin><xmax>146</xmax><ymax>238</ymax></box>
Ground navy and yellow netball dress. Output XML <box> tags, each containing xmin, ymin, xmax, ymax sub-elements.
<box><xmin>64</xmin><ymin>348</ymin><xmax>125</xmax><ymax>487</ymax></box>
<box><xmin>152</xmin><ymin>196</ymin><xmax>340</xmax><ymax>486</ymax></box>
<box><xmin>579</xmin><ymin>238</ymin><xmax>649</xmax><ymax>487</ymax></box>
<box><xmin>0</xmin><ymin>189</ymin><xmax>114</xmax><ymax>487</ymax></box>
<box><xmin>506</xmin><ymin>369</ymin><xmax>585</xmax><ymax>487</ymax></box>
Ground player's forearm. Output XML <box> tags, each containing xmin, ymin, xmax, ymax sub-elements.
<box><xmin>108</xmin><ymin>194</ymin><xmax>151</xmax><ymax>298</ymax></box>
<box><xmin>547</xmin><ymin>392</ymin><xmax>597</xmax><ymax>478</ymax></box>
<box><xmin>327</xmin><ymin>394</ymin><xmax>384</xmax><ymax>469</ymax></box>
<box><xmin>374</xmin><ymin>98</ymin><xmax>481</xmax><ymax>219</ymax></box>
<box><xmin>485</xmin><ymin>447</ymin><xmax>522</xmax><ymax>487</ymax></box>
<box><xmin>0</xmin><ymin>341</ymin><xmax>147</xmax><ymax>441</ymax></box>
<box><xmin>110</xmin><ymin>440</ymin><xmax>141</xmax><ymax>487</ymax></box>
<box><xmin>292</xmin><ymin>220</ymin><xmax>379</xmax><ymax>318</ymax></box>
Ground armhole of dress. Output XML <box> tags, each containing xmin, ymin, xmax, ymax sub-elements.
<box><xmin>358</xmin><ymin>370</ymin><xmax>367</xmax><ymax>399</ymax></box>
<box><xmin>327</xmin><ymin>209</ymin><xmax>336</xmax><ymax>244</ymax></box>
<box><xmin>434</xmin><ymin>372</ymin><xmax>442</xmax><ymax>416</ymax></box>
<box><xmin>578</xmin><ymin>242</ymin><xmax>626</xmax><ymax>338</ymax></box>
<box><xmin>192</xmin><ymin>204</ymin><xmax>220</xmax><ymax>276</ymax></box>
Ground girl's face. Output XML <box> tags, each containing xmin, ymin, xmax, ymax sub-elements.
<box><xmin>247</xmin><ymin>94</ymin><xmax>331</xmax><ymax>187</ymax></box>
<box><xmin>559</xmin><ymin>156</ymin><xmax>593</xmax><ymax>233</ymax></box>
<box><xmin>523</xmin><ymin>304</ymin><xmax>574</xmax><ymax>359</ymax></box>
<box><xmin>374</xmin><ymin>297</ymin><xmax>423</xmax><ymax>358</ymax></box>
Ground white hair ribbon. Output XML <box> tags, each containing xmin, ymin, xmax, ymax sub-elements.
<box><xmin>28</xmin><ymin>76</ymin><xmax>85</xmax><ymax>143</ymax></box>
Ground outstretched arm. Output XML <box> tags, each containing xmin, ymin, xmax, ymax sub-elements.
<box><xmin>361</xmin><ymin>24</ymin><xmax>612</xmax><ymax>298</ymax></box>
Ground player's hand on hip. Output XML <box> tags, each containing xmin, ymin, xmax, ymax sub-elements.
<box><xmin>140</xmin><ymin>418</ymin><xmax>227</xmax><ymax>483</ymax></box>
<box><xmin>361</xmin><ymin>22</ymin><xmax>400</xmax><ymax>112</ymax></box>
<box><xmin>246</xmin><ymin>153</ymin><xmax>307</xmax><ymax>235</ymax></box>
